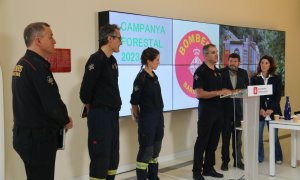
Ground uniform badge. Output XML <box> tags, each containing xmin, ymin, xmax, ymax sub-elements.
<box><xmin>12</xmin><ymin>65</ymin><xmax>23</xmax><ymax>77</ymax></box>
<box><xmin>134</xmin><ymin>85</ymin><xmax>139</xmax><ymax>92</ymax></box>
<box><xmin>112</xmin><ymin>63</ymin><xmax>118</xmax><ymax>70</ymax></box>
<box><xmin>194</xmin><ymin>74</ymin><xmax>198</xmax><ymax>80</ymax></box>
<box><xmin>47</xmin><ymin>76</ymin><xmax>54</xmax><ymax>85</ymax></box>
<box><xmin>88</xmin><ymin>64</ymin><xmax>95</xmax><ymax>71</ymax></box>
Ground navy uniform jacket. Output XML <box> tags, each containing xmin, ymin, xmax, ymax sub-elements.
<box><xmin>220</xmin><ymin>67</ymin><xmax>249</xmax><ymax>121</ymax></box>
<box><xmin>130</xmin><ymin>69</ymin><xmax>164</xmax><ymax>113</ymax></box>
<box><xmin>193</xmin><ymin>63</ymin><xmax>223</xmax><ymax>105</ymax></box>
<box><xmin>12</xmin><ymin>50</ymin><xmax>69</xmax><ymax>129</ymax></box>
<box><xmin>80</xmin><ymin>49</ymin><xmax>122</xmax><ymax>111</ymax></box>
<box><xmin>250</xmin><ymin>74</ymin><xmax>282</xmax><ymax>120</ymax></box>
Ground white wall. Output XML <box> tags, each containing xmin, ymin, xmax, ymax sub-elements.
<box><xmin>0</xmin><ymin>66</ymin><xmax>4</xmax><ymax>180</ymax></box>
<box><xmin>1</xmin><ymin>0</ymin><xmax>300</xmax><ymax>179</ymax></box>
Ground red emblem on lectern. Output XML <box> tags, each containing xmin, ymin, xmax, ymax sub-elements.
<box><xmin>253</xmin><ymin>87</ymin><xmax>258</xmax><ymax>95</ymax></box>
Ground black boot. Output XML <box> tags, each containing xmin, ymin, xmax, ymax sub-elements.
<box><xmin>202</xmin><ymin>167</ymin><xmax>224</xmax><ymax>178</ymax></box>
<box><xmin>234</xmin><ymin>161</ymin><xmax>244</xmax><ymax>170</ymax></box>
<box><xmin>106</xmin><ymin>175</ymin><xmax>115</xmax><ymax>180</ymax></box>
<box><xmin>148</xmin><ymin>162</ymin><xmax>159</xmax><ymax>180</ymax></box>
<box><xmin>136</xmin><ymin>168</ymin><xmax>148</xmax><ymax>180</ymax></box>
<box><xmin>221</xmin><ymin>163</ymin><xmax>228</xmax><ymax>171</ymax></box>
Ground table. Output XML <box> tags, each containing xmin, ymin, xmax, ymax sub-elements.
<box><xmin>269</xmin><ymin>119</ymin><xmax>300</xmax><ymax>176</ymax></box>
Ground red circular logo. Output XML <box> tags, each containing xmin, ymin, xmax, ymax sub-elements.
<box><xmin>175</xmin><ymin>31</ymin><xmax>211</xmax><ymax>98</ymax></box>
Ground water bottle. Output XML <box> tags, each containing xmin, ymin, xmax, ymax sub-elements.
<box><xmin>284</xmin><ymin>96</ymin><xmax>291</xmax><ymax>120</ymax></box>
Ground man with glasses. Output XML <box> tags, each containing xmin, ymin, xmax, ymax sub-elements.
<box><xmin>192</xmin><ymin>44</ymin><xmax>231</xmax><ymax>180</ymax></box>
<box><xmin>80</xmin><ymin>24</ymin><xmax>122</xmax><ymax>180</ymax></box>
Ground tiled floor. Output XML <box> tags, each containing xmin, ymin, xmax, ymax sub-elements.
<box><xmin>115</xmin><ymin>129</ymin><xmax>300</xmax><ymax>180</ymax></box>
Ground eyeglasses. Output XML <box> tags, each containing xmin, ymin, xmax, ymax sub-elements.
<box><xmin>111</xmin><ymin>35</ymin><xmax>122</xmax><ymax>41</ymax></box>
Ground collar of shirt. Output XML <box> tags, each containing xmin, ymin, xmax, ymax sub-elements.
<box><xmin>98</xmin><ymin>48</ymin><xmax>116</xmax><ymax>64</ymax></box>
<box><xmin>142</xmin><ymin>69</ymin><xmax>158</xmax><ymax>80</ymax></box>
<box><xmin>203</xmin><ymin>62</ymin><xmax>217</xmax><ymax>71</ymax></box>
<box><xmin>228</xmin><ymin>69</ymin><xmax>237</xmax><ymax>77</ymax></box>
<box><xmin>257</xmin><ymin>72</ymin><xmax>273</xmax><ymax>85</ymax></box>
<box><xmin>227</xmin><ymin>66</ymin><xmax>238</xmax><ymax>73</ymax></box>
<box><xmin>26</xmin><ymin>49</ymin><xmax>51</xmax><ymax>68</ymax></box>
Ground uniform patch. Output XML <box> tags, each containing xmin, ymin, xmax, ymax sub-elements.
<box><xmin>134</xmin><ymin>85</ymin><xmax>139</xmax><ymax>92</ymax></box>
<box><xmin>88</xmin><ymin>64</ymin><xmax>95</xmax><ymax>71</ymax></box>
<box><xmin>214</xmin><ymin>72</ymin><xmax>221</xmax><ymax>77</ymax></box>
<box><xmin>112</xmin><ymin>63</ymin><xmax>118</xmax><ymax>70</ymax></box>
<box><xmin>47</xmin><ymin>76</ymin><xmax>55</xmax><ymax>85</ymax></box>
<box><xmin>194</xmin><ymin>74</ymin><xmax>199</xmax><ymax>81</ymax></box>
<box><xmin>12</xmin><ymin>65</ymin><xmax>23</xmax><ymax>77</ymax></box>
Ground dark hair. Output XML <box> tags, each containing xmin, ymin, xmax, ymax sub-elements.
<box><xmin>202</xmin><ymin>44</ymin><xmax>216</xmax><ymax>55</ymax></box>
<box><xmin>255</xmin><ymin>55</ymin><xmax>277</xmax><ymax>76</ymax></box>
<box><xmin>24</xmin><ymin>22</ymin><xmax>50</xmax><ymax>47</ymax></box>
<box><xmin>140</xmin><ymin>47</ymin><xmax>160</xmax><ymax>71</ymax></box>
<box><xmin>228</xmin><ymin>53</ymin><xmax>241</xmax><ymax>62</ymax></box>
<box><xmin>98</xmin><ymin>24</ymin><xmax>120</xmax><ymax>47</ymax></box>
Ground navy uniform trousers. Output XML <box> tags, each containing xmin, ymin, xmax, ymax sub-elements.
<box><xmin>193</xmin><ymin>102</ymin><xmax>224</xmax><ymax>175</ymax></box>
<box><xmin>13</xmin><ymin>125</ymin><xmax>58</xmax><ymax>180</ymax></box>
<box><xmin>87</xmin><ymin>108</ymin><xmax>119</xmax><ymax>180</ymax></box>
<box><xmin>136</xmin><ymin>110</ymin><xmax>164</xmax><ymax>180</ymax></box>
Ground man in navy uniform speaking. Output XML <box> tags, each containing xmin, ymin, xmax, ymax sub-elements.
<box><xmin>192</xmin><ymin>44</ymin><xmax>231</xmax><ymax>180</ymax></box>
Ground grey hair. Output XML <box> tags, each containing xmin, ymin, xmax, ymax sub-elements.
<box><xmin>98</xmin><ymin>24</ymin><xmax>120</xmax><ymax>47</ymax></box>
<box><xmin>23</xmin><ymin>22</ymin><xmax>50</xmax><ymax>47</ymax></box>
<box><xmin>202</xmin><ymin>44</ymin><xmax>216</xmax><ymax>56</ymax></box>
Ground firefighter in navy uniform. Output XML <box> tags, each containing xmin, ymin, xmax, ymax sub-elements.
<box><xmin>192</xmin><ymin>44</ymin><xmax>231</xmax><ymax>180</ymax></box>
<box><xmin>130</xmin><ymin>47</ymin><xmax>164</xmax><ymax>180</ymax></box>
<box><xmin>12</xmin><ymin>22</ymin><xmax>73</xmax><ymax>180</ymax></box>
<box><xmin>80</xmin><ymin>24</ymin><xmax>122</xmax><ymax>180</ymax></box>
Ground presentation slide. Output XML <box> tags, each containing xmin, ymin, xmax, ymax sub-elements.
<box><xmin>153</xmin><ymin>65</ymin><xmax>173</xmax><ymax>112</ymax></box>
<box><xmin>109</xmin><ymin>12</ymin><xmax>173</xmax><ymax>65</ymax></box>
<box><xmin>106</xmin><ymin>11</ymin><xmax>173</xmax><ymax>116</ymax></box>
<box><xmin>99</xmin><ymin>11</ymin><xmax>285</xmax><ymax>116</ymax></box>
<box><xmin>99</xmin><ymin>11</ymin><xmax>220</xmax><ymax>116</ymax></box>
<box><xmin>172</xmin><ymin>20</ymin><xmax>219</xmax><ymax>110</ymax></box>
<box><xmin>118</xmin><ymin>66</ymin><xmax>140</xmax><ymax>116</ymax></box>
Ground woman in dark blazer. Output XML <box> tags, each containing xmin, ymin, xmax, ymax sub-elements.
<box><xmin>250</xmin><ymin>55</ymin><xmax>283</xmax><ymax>163</ymax></box>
